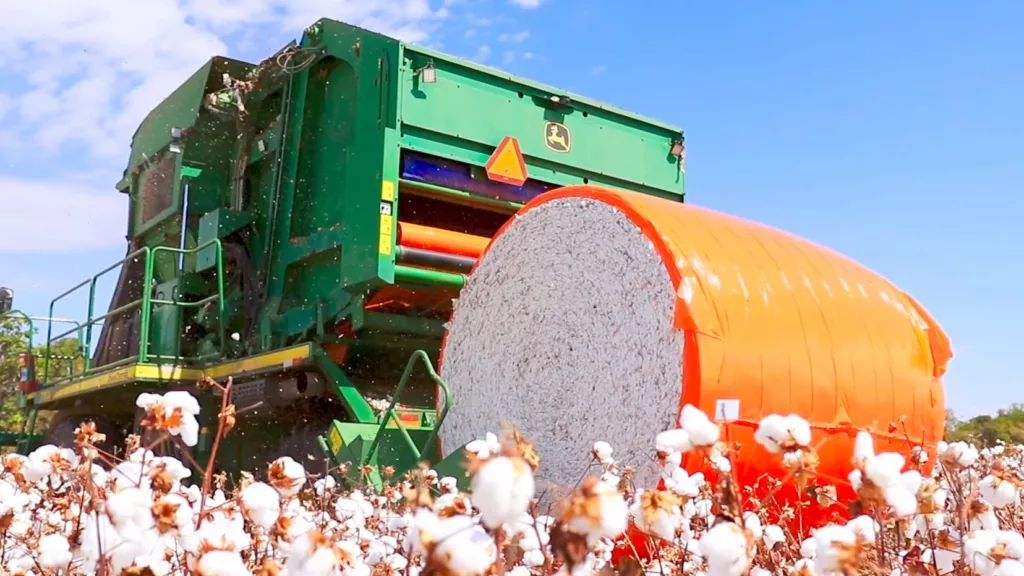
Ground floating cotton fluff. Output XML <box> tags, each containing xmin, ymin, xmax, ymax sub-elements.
<box><xmin>439</xmin><ymin>197</ymin><xmax>685</xmax><ymax>495</ymax></box>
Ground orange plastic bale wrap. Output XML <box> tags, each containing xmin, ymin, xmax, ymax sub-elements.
<box><xmin>439</xmin><ymin>185</ymin><xmax>952</xmax><ymax>537</ymax></box>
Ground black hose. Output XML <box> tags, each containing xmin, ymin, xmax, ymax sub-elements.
<box><xmin>396</xmin><ymin>246</ymin><xmax>477</xmax><ymax>273</ymax></box>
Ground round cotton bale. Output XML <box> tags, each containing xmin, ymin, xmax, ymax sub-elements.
<box><xmin>438</xmin><ymin>185</ymin><xmax>952</xmax><ymax>514</ymax></box>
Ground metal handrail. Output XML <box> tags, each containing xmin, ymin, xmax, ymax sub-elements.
<box><xmin>363</xmin><ymin>350</ymin><xmax>453</xmax><ymax>465</ymax></box>
<box><xmin>41</xmin><ymin>239</ymin><xmax>225</xmax><ymax>384</ymax></box>
<box><xmin>143</xmin><ymin>239</ymin><xmax>225</xmax><ymax>363</ymax></box>
<box><xmin>45</xmin><ymin>247</ymin><xmax>151</xmax><ymax>381</ymax></box>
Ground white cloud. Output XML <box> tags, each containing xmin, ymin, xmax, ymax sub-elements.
<box><xmin>591</xmin><ymin>64</ymin><xmax>607</xmax><ymax>75</ymax></box>
<box><xmin>0</xmin><ymin>0</ymin><xmax>449</xmax><ymax>162</ymax></box>
<box><xmin>0</xmin><ymin>176</ymin><xmax>127</xmax><ymax>254</ymax></box>
<box><xmin>473</xmin><ymin>45</ymin><xmax>492</xmax><ymax>63</ymax></box>
<box><xmin>0</xmin><ymin>0</ymin><xmax>459</xmax><ymax>254</ymax></box>
<box><xmin>498</xmin><ymin>31</ymin><xmax>530</xmax><ymax>43</ymax></box>
<box><xmin>510</xmin><ymin>0</ymin><xmax>543</xmax><ymax>8</ymax></box>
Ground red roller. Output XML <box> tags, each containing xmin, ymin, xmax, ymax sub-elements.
<box><xmin>397</xmin><ymin>222</ymin><xmax>489</xmax><ymax>259</ymax></box>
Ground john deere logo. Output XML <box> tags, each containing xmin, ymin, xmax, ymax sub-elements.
<box><xmin>544</xmin><ymin>122</ymin><xmax>570</xmax><ymax>153</ymax></box>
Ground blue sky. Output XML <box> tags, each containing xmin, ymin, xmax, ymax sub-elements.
<box><xmin>1</xmin><ymin>1</ymin><xmax>1020</xmax><ymax>418</ymax></box>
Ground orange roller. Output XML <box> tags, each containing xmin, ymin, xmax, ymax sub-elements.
<box><xmin>438</xmin><ymin>184</ymin><xmax>952</xmax><ymax>536</ymax></box>
<box><xmin>396</xmin><ymin>222</ymin><xmax>489</xmax><ymax>259</ymax></box>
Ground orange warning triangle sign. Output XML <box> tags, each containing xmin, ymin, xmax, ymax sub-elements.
<box><xmin>484</xmin><ymin>136</ymin><xmax>528</xmax><ymax>186</ymax></box>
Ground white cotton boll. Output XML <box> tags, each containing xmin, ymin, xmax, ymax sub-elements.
<box><xmin>185</xmin><ymin>513</ymin><xmax>252</xmax><ymax>557</ymax></box>
<box><xmin>971</xmin><ymin>502</ymin><xmax>1002</xmax><ymax>532</ymax></box>
<box><xmin>25</xmin><ymin>444</ymin><xmax>79</xmax><ymax>484</ymax></box>
<box><xmin>916</xmin><ymin>513</ymin><xmax>947</xmax><ymax>536</ymax></box>
<box><xmin>0</xmin><ymin>481</ymin><xmax>29</xmax><ymax>517</ymax></box>
<box><xmin>812</xmin><ymin>525</ymin><xmax>857</xmax><ymax>574</ymax></box>
<box><xmin>899</xmin><ymin>470</ymin><xmax>923</xmax><ymax>494</ymax></box>
<box><xmin>848</xmin><ymin>469</ymin><xmax>863</xmax><ymax>491</ymax></box>
<box><xmin>884</xmin><ymin>485</ymin><xmax>919</xmax><ymax>518</ymax></box>
<box><xmin>386</xmin><ymin>554</ymin><xmax>408</xmax><ymax>571</ymax></box>
<box><xmin>750</xmin><ymin>567</ymin><xmax>771</xmax><ymax>576</ymax></box>
<box><xmin>679</xmin><ymin>499</ymin><xmax>697</xmax><ymax>521</ymax></box>
<box><xmin>313</xmin><ymin>475</ymin><xmax>336</xmax><ymax>496</ymax></box>
<box><xmin>434</xmin><ymin>492</ymin><xmax>472</xmax><ymax>517</ymax></box>
<box><xmin>280</xmin><ymin>512</ymin><xmax>313</xmax><ymax>543</ymax></box>
<box><xmin>162</xmin><ymin>390</ymin><xmax>201</xmax><ymax>415</ymax></box>
<box><xmin>38</xmin><ymin>533</ymin><xmax>73</xmax><ymax>570</ymax></box>
<box><xmin>439</xmin><ymin>476</ymin><xmax>459</xmax><ymax>493</ymax></box>
<box><xmin>335</xmin><ymin>497</ymin><xmax>368</xmax><ymax>527</ymax></box>
<box><xmin>600</xmin><ymin>471</ymin><xmax>621</xmax><ymax>486</ymax></box>
<box><xmin>981</xmin><ymin>476</ymin><xmax>1019</xmax><ymax>508</ymax></box>
<box><xmin>865</xmin><ymin>452</ymin><xmax>906</xmax><ymax>487</ymax></box>
<box><xmin>240</xmin><ymin>481</ymin><xmax>280</xmax><ymax>530</ymax></box>
<box><xmin>792</xmin><ymin>559</ymin><xmax>815</xmax><ymax>575</ymax></box>
<box><xmin>707</xmin><ymin>442</ymin><xmax>733</xmax><ymax>473</ymax></box>
<box><xmin>763</xmin><ymin>525</ymin><xmax>785</xmax><ymax>549</ymax></box>
<box><xmin>195</xmin><ymin>550</ymin><xmax>252</xmax><ymax>576</ymax></box>
<box><xmin>630</xmin><ymin>491</ymin><xmax>682</xmax><ymax>541</ymax></box>
<box><xmin>680</xmin><ymin>404</ymin><xmax>720</xmax><ymax>447</ymax></box>
<box><xmin>365</xmin><ymin>540</ymin><xmax>388</xmax><ymax>566</ymax></box>
<box><xmin>656</xmin><ymin>429</ymin><xmax>693</xmax><ymax>454</ymax></box>
<box><xmin>996</xmin><ymin>560</ymin><xmax>1024</xmax><ymax>576</ymax></box>
<box><xmin>665</xmin><ymin>468</ymin><xmax>701</xmax><ymax>498</ymax></box>
<box><xmin>699</xmin><ymin>522</ymin><xmax>752</xmax><ymax>576</ymax></box>
<box><xmin>853</xmin><ymin>431</ymin><xmax>875</xmax><ymax>463</ymax></box>
<box><xmin>754</xmin><ymin>414</ymin><xmax>811</xmax><ymax>453</ymax></box>
<box><xmin>643</xmin><ymin>560</ymin><xmax>676</xmax><ymax>576</ymax></box>
<box><xmin>383</xmin><ymin>511</ymin><xmax>408</xmax><ymax>531</ymax></box>
<box><xmin>933</xmin><ymin>545</ymin><xmax>959</xmax><ymax>575</ymax></box>
<box><xmin>997</xmin><ymin>530</ymin><xmax>1024</xmax><ymax>559</ymax></box>
<box><xmin>661</xmin><ymin>452</ymin><xmax>684</xmax><ymax>478</ymax></box>
<box><xmin>425</xmin><ymin>514</ymin><xmax>496</xmax><ymax>576</ymax></box>
<box><xmin>286</xmin><ymin>532</ymin><xmax>362</xmax><ymax>576</ymax></box>
<box><xmin>593</xmin><ymin>441</ymin><xmax>615</xmax><ymax>464</ymax></box>
<box><xmin>470</xmin><ymin>456</ymin><xmax>535</xmax><ymax>530</ymax></box>
<box><xmin>963</xmin><ymin>530</ymin><xmax>999</xmax><ymax>576</ymax></box>
<box><xmin>137</xmin><ymin>391</ymin><xmax>202</xmax><ymax>447</ymax></box>
<box><xmin>110</xmin><ymin>461</ymin><xmax>147</xmax><ymax>492</ymax></box>
<box><xmin>845</xmin><ymin>516</ymin><xmax>879</xmax><ymax>542</ymax></box>
<box><xmin>154</xmin><ymin>493</ymin><xmax>195</xmax><ymax>535</ymax></box>
<box><xmin>510</xmin><ymin>567</ymin><xmax>532</xmax><ymax>576</ymax></box>
<box><xmin>465</xmin><ymin>432</ymin><xmax>502</xmax><ymax>459</ymax></box>
<box><xmin>566</xmin><ymin>480</ymin><xmax>629</xmax><ymax>545</ymax></box>
<box><xmin>107</xmin><ymin>487</ymin><xmax>157</xmax><ymax>540</ymax></box>
<box><xmin>129</xmin><ymin>555</ymin><xmax>172</xmax><ymax>576</ymax></box>
<box><xmin>694</xmin><ymin>498</ymin><xmax>714</xmax><ymax>520</ymax></box>
<box><xmin>743</xmin><ymin>512</ymin><xmax>763</xmax><ymax>541</ymax></box>
<box><xmin>269</xmin><ymin>456</ymin><xmax>307</xmax><ymax>497</ymax></box>
<box><xmin>945</xmin><ymin>442</ymin><xmax>979</xmax><ymax>467</ymax></box>
<box><xmin>523</xmin><ymin>549</ymin><xmax>546</xmax><ymax>567</ymax></box>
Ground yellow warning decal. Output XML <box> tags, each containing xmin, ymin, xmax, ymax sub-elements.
<box><xmin>381</xmin><ymin>180</ymin><xmax>395</xmax><ymax>202</ymax></box>
<box><xmin>328</xmin><ymin>426</ymin><xmax>344</xmax><ymax>454</ymax></box>
<box><xmin>379</xmin><ymin>213</ymin><xmax>393</xmax><ymax>255</ymax></box>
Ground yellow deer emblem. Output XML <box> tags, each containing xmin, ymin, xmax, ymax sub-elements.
<box><xmin>544</xmin><ymin>122</ymin><xmax>571</xmax><ymax>153</ymax></box>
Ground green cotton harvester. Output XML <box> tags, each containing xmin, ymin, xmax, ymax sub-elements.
<box><xmin>6</xmin><ymin>18</ymin><xmax>685</xmax><ymax>486</ymax></box>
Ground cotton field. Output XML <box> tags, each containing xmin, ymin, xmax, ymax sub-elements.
<box><xmin>0</xmin><ymin>387</ymin><xmax>1020</xmax><ymax>576</ymax></box>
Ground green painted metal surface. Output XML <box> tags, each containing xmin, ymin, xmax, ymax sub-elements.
<box><xmin>400</xmin><ymin>45</ymin><xmax>685</xmax><ymax>198</ymax></box>
<box><xmin>22</xmin><ymin>16</ymin><xmax>687</xmax><ymax>482</ymax></box>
